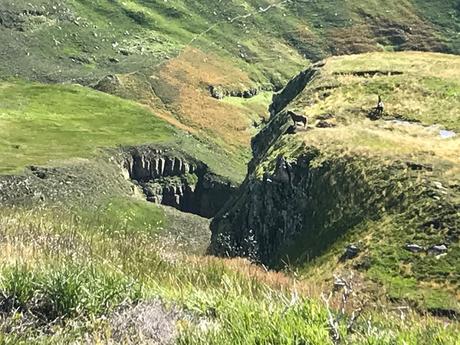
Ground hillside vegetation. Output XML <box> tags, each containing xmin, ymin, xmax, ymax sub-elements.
<box><xmin>1</xmin><ymin>0</ymin><xmax>460</xmax><ymax>344</ymax></box>
<box><xmin>1</xmin><ymin>51</ymin><xmax>459</xmax><ymax>344</ymax></box>
<box><xmin>0</xmin><ymin>207</ymin><xmax>458</xmax><ymax>344</ymax></box>
<box><xmin>1</xmin><ymin>0</ymin><xmax>459</xmax><ymax>84</ymax></box>
<box><xmin>0</xmin><ymin>79</ymin><xmax>247</xmax><ymax>180</ymax></box>
<box><xmin>1</xmin><ymin>0</ymin><xmax>459</xmax><ymax>170</ymax></box>
<box><xmin>211</xmin><ymin>51</ymin><xmax>460</xmax><ymax>317</ymax></box>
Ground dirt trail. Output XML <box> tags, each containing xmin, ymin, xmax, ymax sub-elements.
<box><xmin>188</xmin><ymin>0</ymin><xmax>291</xmax><ymax>46</ymax></box>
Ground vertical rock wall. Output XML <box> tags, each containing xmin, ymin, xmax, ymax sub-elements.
<box><xmin>120</xmin><ymin>146</ymin><xmax>236</xmax><ymax>218</ymax></box>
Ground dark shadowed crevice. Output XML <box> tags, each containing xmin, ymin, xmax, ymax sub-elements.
<box><xmin>120</xmin><ymin>146</ymin><xmax>236</xmax><ymax>218</ymax></box>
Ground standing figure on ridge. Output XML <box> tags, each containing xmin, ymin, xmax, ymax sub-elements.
<box><xmin>289</xmin><ymin>111</ymin><xmax>308</xmax><ymax>128</ymax></box>
<box><xmin>376</xmin><ymin>95</ymin><xmax>384</xmax><ymax>117</ymax></box>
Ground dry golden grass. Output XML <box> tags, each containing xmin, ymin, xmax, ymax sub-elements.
<box><xmin>0</xmin><ymin>243</ymin><xmax>40</xmax><ymax>266</ymax></box>
<box><xmin>187</xmin><ymin>256</ymin><xmax>320</xmax><ymax>294</ymax></box>
<box><xmin>186</xmin><ymin>256</ymin><xmax>376</xmax><ymax>313</ymax></box>
<box><xmin>156</xmin><ymin>48</ymin><xmax>258</xmax><ymax>151</ymax></box>
<box><xmin>304</xmin><ymin>120</ymin><xmax>459</xmax><ymax>156</ymax></box>
<box><xmin>325</xmin><ymin>51</ymin><xmax>460</xmax><ymax>81</ymax></box>
<box><xmin>115</xmin><ymin>73</ymin><xmax>199</xmax><ymax>135</ymax></box>
<box><xmin>287</xmin><ymin>52</ymin><xmax>460</xmax><ymax>179</ymax></box>
<box><xmin>325</xmin><ymin>24</ymin><xmax>379</xmax><ymax>55</ymax></box>
<box><xmin>92</xmin><ymin>48</ymin><xmax>261</xmax><ymax>150</ymax></box>
<box><xmin>298</xmin><ymin>121</ymin><xmax>460</xmax><ymax>178</ymax></box>
<box><xmin>167</xmin><ymin>48</ymin><xmax>252</xmax><ymax>87</ymax></box>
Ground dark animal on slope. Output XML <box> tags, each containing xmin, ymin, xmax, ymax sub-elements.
<box><xmin>376</xmin><ymin>95</ymin><xmax>384</xmax><ymax>116</ymax></box>
<box><xmin>288</xmin><ymin>111</ymin><xmax>308</xmax><ymax>128</ymax></box>
<box><xmin>368</xmin><ymin>95</ymin><xmax>385</xmax><ymax>120</ymax></box>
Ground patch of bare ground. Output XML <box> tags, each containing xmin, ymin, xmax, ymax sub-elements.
<box><xmin>109</xmin><ymin>300</ymin><xmax>183</xmax><ymax>345</ymax></box>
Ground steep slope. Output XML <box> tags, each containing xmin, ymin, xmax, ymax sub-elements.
<box><xmin>0</xmin><ymin>80</ymin><xmax>238</xmax><ymax>256</ymax></box>
<box><xmin>210</xmin><ymin>52</ymin><xmax>460</xmax><ymax>314</ymax></box>
<box><xmin>1</xmin><ymin>0</ymin><xmax>459</xmax><ymax>84</ymax></box>
<box><xmin>0</xmin><ymin>80</ymin><xmax>244</xmax><ymax>179</ymax></box>
<box><xmin>1</xmin><ymin>0</ymin><xmax>459</xmax><ymax>170</ymax></box>
<box><xmin>1</xmin><ymin>2</ymin><xmax>460</xmax><ymax>342</ymax></box>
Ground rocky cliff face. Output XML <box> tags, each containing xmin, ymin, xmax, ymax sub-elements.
<box><xmin>210</xmin><ymin>145</ymin><xmax>415</xmax><ymax>266</ymax></box>
<box><xmin>209</xmin><ymin>62</ymin><xmax>459</xmax><ymax>269</ymax></box>
<box><xmin>268</xmin><ymin>61</ymin><xmax>324</xmax><ymax>118</ymax></box>
<box><xmin>211</xmin><ymin>63</ymin><xmax>332</xmax><ymax>264</ymax></box>
<box><xmin>120</xmin><ymin>146</ymin><xmax>236</xmax><ymax>218</ymax></box>
<box><xmin>0</xmin><ymin>145</ymin><xmax>236</xmax><ymax>219</ymax></box>
<box><xmin>249</xmin><ymin>62</ymin><xmax>323</xmax><ymax>173</ymax></box>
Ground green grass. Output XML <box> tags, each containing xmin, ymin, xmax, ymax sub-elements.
<box><xmin>1</xmin><ymin>1</ymin><xmax>458</xmax><ymax>182</ymax></box>
<box><xmin>0</xmin><ymin>81</ymin><xmax>175</xmax><ymax>174</ymax></box>
<box><xmin>300</xmin><ymin>52</ymin><xmax>460</xmax><ymax>130</ymax></box>
<box><xmin>1</xmin><ymin>3</ymin><xmax>460</xmax><ymax>343</ymax></box>
<box><xmin>294</xmin><ymin>53</ymin><xmax>460</xmax><ymax>310</ymax></box>
<box><xmin>0</xmin><ymin>79</ymin><xmax>247</xmax><ymax>181</ymax></box>
<box><xmin>77</xmin><ymin>197</ymin><xmax>166</xmax><ymax>236</ymax></box>
<box><xmin>0</xmin><ymin>207</ymin><xmax>458</xmax><ymax>344</ymax></box>
<box><xmin>0</xmin><ymin>262</ymin><xmax>142</xmax><ymax>322</ymax></box>
<box><xmin>1</xmin><ymin>0</ymin><xmax>458</xmax><ymax>86</ymax></box>
<box><xmin>214</xmin><ymin>52</ymin><xmax>460</xmax><ymax>315</ymax></box>
<box><xmin>221</xmin><ymin>91</ymin><xmax>272</xmax><ymax>125</ymax></box>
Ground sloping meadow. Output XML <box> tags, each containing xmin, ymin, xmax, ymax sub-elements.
<box><xmin>210</xmin><ymin>52</ymin><xmax>460</xmax><ymax>319</ymax></box>
<box><xmin>0</xmin><ymin>207</ymin><xmax>458</xmax><ymax>344</ymax></box>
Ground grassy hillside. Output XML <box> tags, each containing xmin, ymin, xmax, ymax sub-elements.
<box><xmin>1</xmin><ymin>1</ymin><xmax>460</xmax><ymax>343</ymax></box>
<box><xmin>291</xmin><ymin>52</ymin><xmax>460</xmax><ymax>314</ymax></box>
<box><xmin>1</xmin><ymin>0</ymin><xmax>458</xmax><ymax>84</ymax></box>
<box><xmin>0</xmin><ymin>80</ymin><xmax>247</xmax><ymax>180</ymax></box>
<box><xmin>0</xmin><ymin>207</ymin><xmax>458</xmax><ymax>344</ymax></box>
<box><xmin>302</xmin><ymin>52</ymin><xmax>460</xmax><ymax>131</ymax></box>
<box><xmin>213</xmin><ymin>51</ymin><xmax>459</xmax><ymax>315</ymax></box>
<box><xmin>1</xmin><ymin>0</ymin><xmax>459</xmax><ymax>168</ymax></box>
<box><xmin>2</xmin><ymin>51</ymin><xmax>459</xmax><ymax>342</ymax></box>
<box><xmin>0</xmin><ymin>81</ymin><xmax>173</xmax><ymax>174</ymax></box>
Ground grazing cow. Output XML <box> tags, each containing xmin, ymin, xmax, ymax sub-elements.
<box><xmin>289</xmin><ymin>111</ymin><xmax>308</xmax><ymax>128</ymax></box>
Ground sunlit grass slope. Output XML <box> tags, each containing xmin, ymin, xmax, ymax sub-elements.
<box><xmin>0</xmin><ymin>81</ymin><xmax>174</xmax><ymax>174</ymax></box>
<box><xmin>258</xmin><ymin>51</ymin><xmax>459</xmax><ymax>314</ymax></box>
<box><xmin>0</xmin><ymin>80</ymin><xmax>246</xmax><ymax>180</ymax></box>
<box><xmin>1</xmin><ymin>0</ymin><xmax>458</xmax><ymax>84</ymax></box>
<box><xmin>1</xmin><ymin>1</ymin><xmax>458</xmax><ymax>172</ymax></box>
<box><xmin>0</xmin><ymin>208</ymin><xmax>458</xmax><ymax>344</ymax></box>
<box><xmin>300</xmin><ymin>52</ymin><xmax>460</xmax><ymax>130</ymax></box>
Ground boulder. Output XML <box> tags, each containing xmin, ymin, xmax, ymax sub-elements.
<box><xmin>209</xmin><ymin>85</ymin><xmax>224</xmax><ymax>99</ymax></box>
<box><xmin>316</xmin><ymin>120</ymin><xmax>336</xmax><ymax>128</ymax></box>
<box><xmin>427</xmin><ymin>244</ymin><xmax>448</xmax><ymax>255</ymax></box>
<box><xmin>404</xmin><ymin>243</ymin><xmax>424</xmax><ymax>253</ymax></box>
<box><xmin>340</xmin><ymin>244</ymin><xmax>360</xmax><ymax>261</ymax></box>
<box><xmin>242</xmin><ymin>88</ymin><xmax>258</xmax><ymax>99</ymax></box>
<box><xmin>30</xmin><ymin>166</ymin><xmax>48</xmax><ymax>179</ymax></box>
<box><xmin>93</xmin><ymin>74</ymin><xmax>121</xmax><ymax>93</ymax></box>
<box><xmin>333</xmin><ymin>277</ymin><xmax>347</xmax><ymax>291</ymax></box>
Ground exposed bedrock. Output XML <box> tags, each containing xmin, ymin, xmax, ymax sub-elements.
<box><xmin>120</xmin><ymin>146</ymin><xmax>236</xmax><ymax>218</ymax></box>
<box><xmin>249</xmin><ymin>62</ymin><xmax>324</xmax><ymax>173</ymax></box>
<box><xmin>268</xmin><ymin>60</ymin><xmax>324</xmax><ymax>118</ymax></box>
<box><xmin>209</xmin><ymin>150</ymin><xmax>416</xmax><ymax>266</ymax></box>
